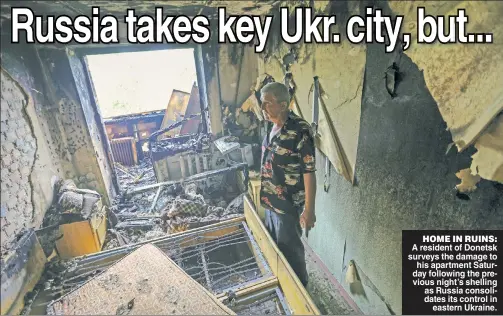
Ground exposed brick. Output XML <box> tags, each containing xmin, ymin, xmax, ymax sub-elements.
<box><xmin>0</xmin><ymin>168</ymin><xmax>9</xmax><ymax>182</ymax></box>
<box><xmin>20</xmin><ymin>166</ymin><xmax>31</xmax><ymax>177</ymax></box>
<box><xmin>15</xmin><ymin>138</ymin><xmax>24</xmax><ymax>148</ymax></box>
<box><xmin>5</xmin><ymin>196</ymin><xmax>17</xmax><ymax>210</ymax></box>
<box><xmin>9</xmin><ymin>181</ymin><xmax>20</xmax><ymax>193</ymax></box>
<box><xmin>9</xmin><ymin>169</ymin><xmax>22</xmax><ymax>184</ymax></box>
<box><xmin>17</xmin><ymin>190</ymin><xmax>27</xmax><ymax>202</ymax></box>
<box><xmin>11</xmin><ymin>148</ymin><xmax>20</xmax><ymax>159</ymax></box>
<box><xmin>2</xmin><ymin>142</ymin><xmax>14</xmax><ymax>153</ymax></box>
<box><xmin>1</xmin><ymin>66</ymin><xmax>42</xmax><ymax>255</ymax></box>
<box><xmin>1</xmin><ymin>154</ymin><xmax>11</xmax><ymax>167</ymax></box>
<box><xmin>9</xmin><ymin>162</ymin><xmax>19</xmax><ymax>172</ymax></box>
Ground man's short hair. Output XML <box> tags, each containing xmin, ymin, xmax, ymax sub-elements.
<box><xmin>260</xmin><ymin>82</ymin><xmax>290</xmax><ymax>108</ymax></box>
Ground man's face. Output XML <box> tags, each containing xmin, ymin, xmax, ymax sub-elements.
<box><xmin>260</xmin><ymin>92</ymin><xmax>284</xmax><ymax>122</ymax></box>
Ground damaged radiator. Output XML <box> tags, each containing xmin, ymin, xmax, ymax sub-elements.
<box><xmin>110</xmin><ymin>137</ymin><xmax>138</xmax><ymax>166</ymax></box>
<box><xmin>150</xmin><ymin>134</ymin><xmax>228</xmax><ymax>182</ymax></box>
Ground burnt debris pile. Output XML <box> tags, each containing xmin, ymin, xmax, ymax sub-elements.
<box><xmin>103</xmin><ymin>164</ymin><xmax>247</xmax><ymax>250</ymax></box>
<box><xmin>20</xmin><ymin>128</ymin><xmax>254</xmax><ymax>314</ymax></box>
<box><xmin>114</xmin><ymin>158</ymin><xmax>156</xmax><ymax>189</ymax></box>
<box><xmin>162</xmin><ymin>184</ymin><xmax>245</xmax><ymax>233</ymax></box>
<box><xmin>101</xmin><ymin>128</ymin><xmax>255</xmax><ymax>250</ymax></box>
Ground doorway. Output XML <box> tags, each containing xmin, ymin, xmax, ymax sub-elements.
<box><xmin>84</xmin><ymin>48</ymin><xmax>200</xmax><ymax>191</ymax></box>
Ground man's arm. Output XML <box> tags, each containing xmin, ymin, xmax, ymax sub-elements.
<box><xmin>297</xmin><ymin>127</ymin><xmax>317</xmax><ymax>231</ymax></box>
<box><xmin>302</xmin><ymin>172</ymin><xmax>317</xmax><ymax>230</ymax></box>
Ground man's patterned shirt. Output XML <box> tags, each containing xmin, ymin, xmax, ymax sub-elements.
<box><xmin>260</xmin><ymin>111</ymin><xmax>316</xmax><ymax>216</ymax></box>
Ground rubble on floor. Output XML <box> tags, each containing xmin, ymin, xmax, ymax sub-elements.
<box><xmin>102</xmin><ymin>158</ymin><xmax>246</xmax><ymax>250</ymax></box>
<box><xmin>23</xmin><ymin>143</ymin><xmax>250</xmax><ymax>314</ymax></box>
<box><xmin>114</xmin><ymin>158</ymin><xmax>156</xmax><ymax>189</ymax></box>
<box><xmin>103</xmin><ymin>186</ymin><xmax>244</xmax><ymax>250</ymax></box>
<box><xmin>150</xmin><ymin>133</ymin><xmax>210</xmax><ymax>156</ymax></box>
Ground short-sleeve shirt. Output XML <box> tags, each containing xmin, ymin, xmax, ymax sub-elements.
<box><xmin>260</xmin><ymin>111</ymin><xmax>316</xmax><ymax>216</ymax></box>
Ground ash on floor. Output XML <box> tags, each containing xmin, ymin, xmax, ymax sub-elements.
<box><xmin>104</xmin><ymin>166</ymin><xmax>245</xmax><ymax>250</ymax></box>
<box><xmin>115</xmin><ymin>158</ymin><xmax>157</xmax><ymax>189</ymax></box>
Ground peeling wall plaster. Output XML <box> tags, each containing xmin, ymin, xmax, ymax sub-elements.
<box><xmin>218</xmin><ymin>43</ymin><xmax>260</xmax><ymax>141</ymax></box>
<box><xmin>250</xmin><ymin>1</ymin><xmax>503</xmax><ymax>314</ymax></box>
<box><xmin>257</xmin><ymin>1</ymin><xmax>366</xmax><ymax>183</ymax></box>
<box><xmin>470</xmin><ymin>114</ymin><xmax>503</xmax><ymax>183</ymax></box>
<box><xmin>219</xmin><ymin>44</ymin><xmax>259</xmax><ymax>107</ymax></box>
<box><xmin>0</xmin><ymin>49</ymin><xmax>63</xmax><ymax>256</ymax></box>
<box><xmin>390</xmin><ymin>1</ymin><xmax>503</xmax><ymax>183</ymax></box>
<box><xmin>0</xmin><ymin>42</ymin><xmax>119</xmax><ymax>256</ymax></box>
<box><xmin>306</xmin><ymin>41</ymin><xmax>503</xmax><ymax>315</ymax></box>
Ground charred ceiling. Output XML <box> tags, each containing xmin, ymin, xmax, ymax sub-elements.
<box><xmin>0</xmin><ymin>0</ymin><xmax>277</xmax><ymax>30</ymax></box>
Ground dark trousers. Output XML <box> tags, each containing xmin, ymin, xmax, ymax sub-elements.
<box><xmin>264</xmin><ymin>209</ymin><xmax>308</xmax><ymax>286</ymax></box>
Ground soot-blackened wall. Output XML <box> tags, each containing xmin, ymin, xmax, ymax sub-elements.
<box><xmin>307</xmin><ymin>43</ymin><xmax>503</xmax><ymax>314</ymax></box>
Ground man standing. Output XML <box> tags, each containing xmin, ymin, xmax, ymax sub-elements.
<box><xmin>259</xmin><ymin>82</ymin><xmax>317</xmax><ymax>286</ymax></box>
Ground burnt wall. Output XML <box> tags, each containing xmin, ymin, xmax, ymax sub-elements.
<box><xmin>1</xmin><ymin>41</ymin><xmax>119</xmax><ymax>256</ymax></box>
<box><xmin>67</xmin><ymin>52</ymin><xmax>117</xmax><ymax>201</ymax></box>
<box><xmin>196</xmin><ymin>40</ymin><xmax>223</xmax><ymax>136</ymax></box>
<box><xmin>218</xmin><ymin>43</ymin><xmax>261</xmax><ymax>142</ymax></box>
<box><xmin>252</xmin><ymin>2</ymin><xmax>503</xmax><ymax>314</ymax></box>
<box><xmin>219</xmin><ymin>43</ymin><xmax>259</xmax><ymax>107</ymax></box>
<box><xmin>0</xmin><ymin>44</ymin><xmax>63</xmax><ymax>256</ymax></box>
<box><xmin>307</xmin><ymin>42</ymin><xmax>503</xmax><ymax>314</ymax></box>
<box><xmin>35</xmin><ymin>48</ymin><xmax>115</xmax><ymax>203</ymax></box>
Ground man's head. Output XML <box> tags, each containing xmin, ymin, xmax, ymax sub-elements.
<box><xmin>260</xmin><ymin>82</ymin><xmax>290</xmax><ymax>123</ymax></box>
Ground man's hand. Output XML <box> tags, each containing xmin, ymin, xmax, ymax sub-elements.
<box><xmin>301</xmin><ymin>172</ymin><xmax>316</xmax><ymax>235</ymax></box>
<box><xmin>300</xmin><ymin>208</ymin><xmax>316</xmax><ymax>231</ymax></box>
